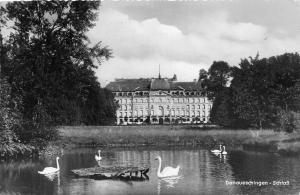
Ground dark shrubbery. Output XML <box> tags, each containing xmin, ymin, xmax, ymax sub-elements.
<box><xmin>0</xmin><ymin>1</ymin><xmax>117</xmax><ymax>157</ymax></box>
<box><xmin>204</xmin><ymin>53</ymin><xmax>300</xmax><ymax>132</ymax></box>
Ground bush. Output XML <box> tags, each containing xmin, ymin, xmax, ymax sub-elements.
<box><xmin>0</xmin><ymin>78</ymin><xmax>35</xmax><ymax>157</ymax></box>
<box><xmin>276</xmin><ymin>110</ymin><xmax>295</xmax><ymax>133</ymax></box>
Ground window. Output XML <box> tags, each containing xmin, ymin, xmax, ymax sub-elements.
<box><xmin>171</xmin><ymin>110</ymin><xmax>175</xmax><ymax>116</ymax></box>
<box><xmin>192</xmin><ymin>105</ymin><xmax>195</xmax><ymax>110</ymax></box>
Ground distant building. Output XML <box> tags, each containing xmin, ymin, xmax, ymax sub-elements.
<box><xmin>106</xmin><ymin>74</ymin><xmax>212</xmax><ymax>125</ymax></box>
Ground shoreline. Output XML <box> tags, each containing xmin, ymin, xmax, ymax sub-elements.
<box><xmin>58</xmin><ymin>125</ymin><xmax>300</xmax><ymax>155</ymax></box>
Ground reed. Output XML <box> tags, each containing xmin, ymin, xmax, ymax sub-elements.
<box><xmin>59</xmin><ymin>126</ymin><xmax>282</xmax><ymax>149</ymax></box>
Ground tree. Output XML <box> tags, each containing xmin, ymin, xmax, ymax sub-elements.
<box><xmin>3</xmin><ymin>1</ymin><xmax>116</xmax><ymax>128</ymax></box>
<box><xmin>1</xmin><ymin>1</ymin><xmax>117</xmax><ymax>145</ymax></box>
<box><xmin>198</xmin><ymin>68</ymin><xmax>208</xmax><ymax>89</ymax></box>
<box><xmin>230</xmin><ymin>56</ymin><xmax>275</xmax><ymax>129</ymax></box>
<box><xmin>210</xmin><ymin>88</ymin><xmax>237</xmax><ymax>127</ymax></box>
<box><xmin>207</xmin><ymin>61</ymin><xmax>231</xmax><ymax>97</ymax></box>
<box><xmin>230</xmin><ymin>53</ymin><xmax>300</xmax><ymax>131</ymax></box>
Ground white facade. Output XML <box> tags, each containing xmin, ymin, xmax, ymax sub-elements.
<box><xmin>112</xmin><ymin>88</ymin><xmax>212</xmax><ymax>125</ymax></box>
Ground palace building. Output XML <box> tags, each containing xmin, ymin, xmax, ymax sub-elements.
<box><xmin>106</xmin><ymin>74</ymin><xmax>212</xmax><ymax>125</ymax></box>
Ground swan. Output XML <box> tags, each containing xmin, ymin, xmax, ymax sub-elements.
<box><xmin>95</xmin><ymin>150</ymin><xmax>102</xmax><ymax>161</ymax></box>
<box><xmin>222</xmin><ymin>146</ymin><xmax>227</xmax><ymax>155</ymax></box>
<box><xmin>155</xmin><ymin>156</ymin><xmax>180</xmax><ymax>178</ymax></box>
<box><xmin>211</xmin><ymin>144</ymin><xmax>222</xmax><ymax>154</ymax></box>
<box><xmin>38</xmin><ymin>157</ymin><xmax>60</xmax><ymax>174</ymax></box>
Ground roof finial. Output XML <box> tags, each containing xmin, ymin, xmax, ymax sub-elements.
<box><xmin>158</xmin><ymin>64</ymin><xmax>161</xmax><ymax>79</ymax></box>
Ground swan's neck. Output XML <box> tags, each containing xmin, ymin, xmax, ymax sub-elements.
<box><xmin>56</xmin><ymin>158</ymin><xmax>60</xmax><ymax>170</ymax></box>
<box><xmin>98</xmin><ymin>151</ymin><xmax>101</xmax><ymax>157</ymax></box>
<box><xmin>219</xmin><ymin>145</ymin><xmax>222</xmax><ymax>151</ymax></box>
<box><xmin>157</xmin><ymin>158</ymin><xmax>162</xmax><ymax>177</ymax></box>
<box><xmin>223</xmin><ymin>146</ymin><xmax>226</xmax><ymax>151</ymax></box>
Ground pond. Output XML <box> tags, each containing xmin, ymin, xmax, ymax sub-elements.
<box><xmin>1</xmin><ymin>147</ymin><xmax>300</xmax><ymax>195</ymax></box>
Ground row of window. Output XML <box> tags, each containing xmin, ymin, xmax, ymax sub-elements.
<box><xmin>114</xmin><ymin>91</ymin><xmax>203</xmax><ymax>97</ymax></box>
<box><xmin>119</xmin><ymin>117</ymin><xmax>209</xmax><ymax>124</ymax></box>
<box><xmin>119</xmin><ymin>104</ymin><xmax>211</xmax><ymax>111</ymax></box>
<box><xmin>118</xmin><ymin>97</ymin><xmax>208</xmax><ymax>104</ymax></box>
<box><xmin>118</xmin><ymin>110</ymin><xmax>207</xmax><ymax>117</ymax></box>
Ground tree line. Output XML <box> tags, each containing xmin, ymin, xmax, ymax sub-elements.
<box><xmin>200</xmin><ymin>53</ymin><xmax>300</xmax><ymax>132</ymax></box>
<box><xmin>0</xmin><ymin>1</ymin><xmax>117</xmax><ymax>156</ymax></box>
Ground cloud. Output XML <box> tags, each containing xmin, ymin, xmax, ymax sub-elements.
<box><xmin>87</xmin><ymin>8</ymin><xmax>300</xmax><ymax>85</ymax></box>
<box><xmin>95</xmin><ymin>57</ymin><xmax>204</xmax><ymax>87</ymax></box>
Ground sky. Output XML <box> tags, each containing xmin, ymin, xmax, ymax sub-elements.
<box><xmin>86</xmin><ymin>0</ymin><xmax>300</xmax><ymax>86</ymax></box>
<box><xmin>2</xmin><ymin>0</ymin><xmax>300</xmax><ymax>86</ymax></box>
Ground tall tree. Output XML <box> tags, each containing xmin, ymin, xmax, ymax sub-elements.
<box><xmin>3</xmin><ymin>1</ymin><xmax>116</xmax><ymax>130</ymax></box>
<box><xmin>198</xmin><ymin>68</ymin><xmax>208</xmax><ymax>89</ymax></box>
<box><xmin>230</xmin><ymin>53</ymin><xmax>300</xmax><ymax>130</ymax></box>
<box><xmin>207</xmin><ymin>61</ymin><xmax>231</xmax><ymax>95</ymax></box>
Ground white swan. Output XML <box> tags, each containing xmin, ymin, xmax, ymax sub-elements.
<box><xmin>38</xmin><ymin>157</ymin><xmax>60</xmax><ymax>174</ymax></box>
<box><xmin>222</xmin><ymin>146</ymin><xmax>228</xmax><ymax>155</ymax></box>
<box><xmin>211</xmin><ymin>145</ymin><xmax>222</xmax><ymax>154</ymax></box>
<box><xmin>155</xmin><ymin>156</ymin><xmax>180</xmax><ymax>178</ymax></box>
<box><xmin>95</xmin><ymin>150</ymin><xmax>102</xmax><ymax>161</ymax></box>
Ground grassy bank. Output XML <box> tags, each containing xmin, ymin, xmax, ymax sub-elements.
<box><xmin>58</xmin><ymin>125</ymin><xmax>300</xmax><ymax>154</ymax></box>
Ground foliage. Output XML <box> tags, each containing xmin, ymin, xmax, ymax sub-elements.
<box><xmin>275</xmin><ymin>110</ymin><xmax>295</xmax><ymax>133</ymax></box>
<box><xmin>0</xmin><ymin>1</ymin><xmax>117</xmax><ymax>157</ymax></box>
<box><xmin>206</xmin><ymin>53</ymin><xmax>300</xmax><ymax>132</ymax></box>
<box><xmin>206</xmin><ymin>61</ymin><xmax>232</xmax><ymax>99</ymax></box>
<box><xmin>198</xmin><ymin>69</ymin><xmax>208</xmax><ymax>89</ymax></box>
<box><xmin>0</xmin><ymin>78</ymin><xmax>35</xmax><ymax>157</ymax></box>
<box><xmin>2</xmin><ymin>1</ymin><xmax>116</xmax><ymax>129</ymax></box>
<box><xmin>210</xmin><ymin>88</ymin><xmax>239</xmax><ymax>128</ymax></box>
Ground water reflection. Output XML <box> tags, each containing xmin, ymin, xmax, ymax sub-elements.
<box><xmin>157</xmin><ymin>175</ymin><xmax>184</xmax><ymax>194</ymax></box>
<box><xmin>1</xmin><ymin>148</ymin><xmax>300</xmax><ymax>194</ymax></box>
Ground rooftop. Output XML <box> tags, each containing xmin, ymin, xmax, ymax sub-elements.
<box><xmin>105</xmin><ymin>77</ymin><xmax>201</xmax><ymax>92</ymax></box>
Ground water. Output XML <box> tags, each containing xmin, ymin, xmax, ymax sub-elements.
<box><xmin>1</xmin><ymin>147</ymin><xmax>300</xmax><ymax>195</ymax></box>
